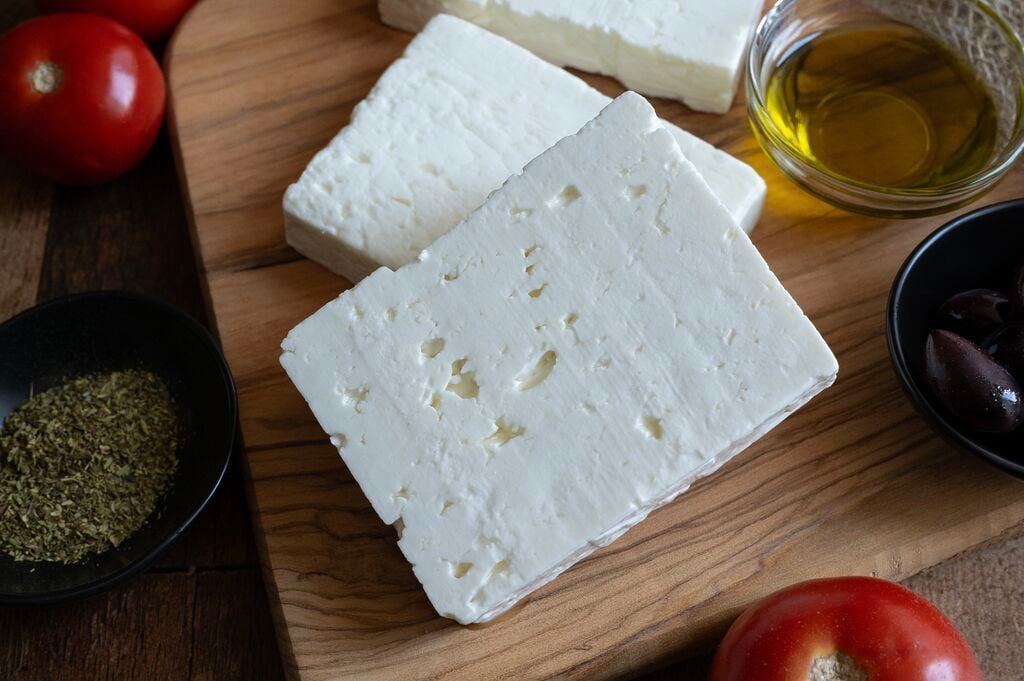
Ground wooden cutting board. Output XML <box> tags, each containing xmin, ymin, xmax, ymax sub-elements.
<box><xmin>166</xmin><ymin>1</ymin><xmax>1024</xmax><ymax>678</ymax></box>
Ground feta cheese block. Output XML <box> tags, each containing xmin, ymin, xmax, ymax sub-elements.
<box><xmin>379</xmin><ymin>0</ymin><xmax>764</xmax><ymax>113</ymax></box>
<box><xmin>280</xmin><ymin>92</ymin><xmax>838</xmax><ymax>624</ymax></box>
<box><xmin>283</xmin><ymin>14</ymin><xmax>765</xmax><ymax>282</ymax></box>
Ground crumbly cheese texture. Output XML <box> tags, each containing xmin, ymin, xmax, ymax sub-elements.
<box><xmin>379</xmin><ymin>0</ymin><xmax>764</xmax><ymax>113</ymax></box>
<box><xmin>283</xmin><ymin>15</ymin><xmax>765</xmax><ymax>282</ymax></box>
<box><xmin>281</xmin><ymin>93</ymin><xmax>838</xmax><ymax>624</ymax></box>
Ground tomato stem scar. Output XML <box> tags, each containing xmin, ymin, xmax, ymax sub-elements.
<box><xmin>810</xmin><ymin>652</ymin><xmax>867</xmax><ymax>681</ymax></box>
<box><xmin>30</xmin><ymin>61</ymin><xmax>62</xmax><ymax>94</ymax></box>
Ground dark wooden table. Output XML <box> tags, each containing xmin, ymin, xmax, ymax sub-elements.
<box><xmin>1</xmin><ymin>2</ymin><xmax>1023</xmax><ymax>679</ymax></box>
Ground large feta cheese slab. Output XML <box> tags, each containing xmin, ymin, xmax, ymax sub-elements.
<box><xmin>280</xmin><ymin>92</ymin><xmax>837</xmax><ymax>624</ymax></box>
<box><xmin>379</xmin><ymin>0</ymin><xmax>764</xmax><ymax>113</ymax></box>
<box><xmin>283</xmin><ymin>14</ymin><xmax>765</xmax><ymax>282</ymax></box>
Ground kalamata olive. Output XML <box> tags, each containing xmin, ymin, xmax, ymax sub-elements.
<box><xmin>985</xmin><ymin>323</ymin><xmax>1024</xmax><ymax>382</ymax></box>
<box><xmin>1011</xmin><ymin>258</ymin><xmax>1024</xmax><ymax>320</ymax></box>
<box><xmin>937</xmin><ymin>288</ymin><xmax>1010</xmax><ymax>340</ymax></box>
<box><xmin>923</xmin><ymin>330</ymin><xmax>1023</xmax><ymax>433</ymax></box>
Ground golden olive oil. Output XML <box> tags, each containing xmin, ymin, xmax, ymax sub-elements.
<box><xmin>765</xmin><ymin>21</ymin><xmax>999</xmax><ymax>189</ymax></box>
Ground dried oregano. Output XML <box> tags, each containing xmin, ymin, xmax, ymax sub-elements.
<box><xmin>0</xmin><ymin>370</ymin><xmax>180</xmax><ymax>563</ymax></box>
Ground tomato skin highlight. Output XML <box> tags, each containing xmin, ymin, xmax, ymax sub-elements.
<box><xmin>38</xmin><ymin>0</ymin><xmax>199</xmax><ymax>43</ymax></box>
<box><xmin>0</xmin><ymin>14</ymin><xmax>166</xmax><ymax>186</ymax></box>
<box><xmin>709</xmin><ymin>577</ymin><xmax>982</xmax><ymax>681</ymax></box>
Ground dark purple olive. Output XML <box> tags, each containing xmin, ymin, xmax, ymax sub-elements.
<box><xmin>923</xmin><ymin>330</ymin><xmax>1023</xmax><ymax>434</ymax></box>
<box><xmin>1012</xmin><ymin>258</ymin><xmax>1024</xmax><ymax>320</ymax></box>
<box><xmin>984</xmin><ymin>323</ymin><xmax>1024</xmax><ymax>381</ymax></box>
<box><xmin>937</xmin><ymin>288</ymin><xmax>1010</xmax><ymax>340</ymax></box>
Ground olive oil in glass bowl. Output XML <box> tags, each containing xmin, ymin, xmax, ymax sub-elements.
<box><xmin>748</xmin><ymin>0</ymin><xmax>1024</xmax><ymax>218</ymax></box>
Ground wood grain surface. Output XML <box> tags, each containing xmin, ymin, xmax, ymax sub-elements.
<box><xmin>0</xmin><ymin>133</ymin><xmax>288</xmax><ymax>680</ymax></box>
<box><xmin>0</xmin><ymin>2</ymin><xmax>286</xmax><ymax>675</ymax></box>
<box><xmin>164</xmin><ymin>0</ymin><xmax>1024</xmax><ymax>679</ymax></box>
<box><xmin>0</xmin><ymin>0</ymin><xmax>1019</xmax><ymax>679</ymax></box>
<box><xmin>0</xmin><ymin>0</ymin><xmax>1021</xmax><ymax>680</ymax></box>
<box><xmin>0</xmin><ymin>142</ymin><xmax>288</xmax><ymax>681</ymax></box>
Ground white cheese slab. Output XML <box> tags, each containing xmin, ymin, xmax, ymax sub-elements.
<box><xmin>379</xmin><ymin>0</ymin><xmax>764</xmax><ymax>113</ymax></box>
<box><xmin>284</xmin><ymin>14</ymin><xmax>765</xmax><ymax>282</ymax></box>
<box><xmin>281</xmin><ymin>92</ymin><xmax>837</xmax><ymax>624</ymax></box>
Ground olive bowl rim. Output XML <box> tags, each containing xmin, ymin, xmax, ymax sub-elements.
<box><xmin>886</xmin><ymin>198</ymin><xmax>1024</xmax><ymax>480</ymax></box>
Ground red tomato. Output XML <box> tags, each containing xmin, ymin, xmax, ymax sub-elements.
<box><xmin>0</xmin><ymin>15</ymin><xmax>166</xmax><ymax>186</ymax></box>
<box><xmin>710</xmin><ymin>577</ymin><xmax>982</xmax><ymax>681</ymax></box>
<box><xmin>39</xmin><ymin>0</ymin><xmax>199</xmax><ymax>43</ymax></box>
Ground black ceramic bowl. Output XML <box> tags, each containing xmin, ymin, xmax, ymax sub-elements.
<box><xmin>888</xmin><ymin>199</ymin><xmax>1024</xmax><ymax>478</ymax></box>
<box><xmin>0</xmin><ymin>292</ymin><xmax>237</xmax><ymax>603</ymax></box>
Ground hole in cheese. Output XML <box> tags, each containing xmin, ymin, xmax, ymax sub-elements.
<box><xmin>640</xmin><ymin>416</ymin><xmax>663</xmax><ymax>440</ymax></box>
<box><xmin>485</xmin><ymin>418</ymin><xmax>525</xmax><ymax>447</ymax></box>
<box><xmin>446</xmin><ymin>359</ymin><xmax>479</xmax><ymax>400</ymax></box>
<box><xmin>421</xmin><ymin>338</ymin><xmax>445</xmax><ymax>359</ymax></box>
<box><xmin>515</xmin><ymin>351</ymin><xmax>556</xmax><ymax>392</ymax></box>
<box><xmin>550</xmin><ymin>185</ymin><xmax>581</xmax><ymax>207</ymax></box>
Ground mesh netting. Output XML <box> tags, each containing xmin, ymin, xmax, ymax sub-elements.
<box><xmin>862</xmin><ymin>0</ymin><xmax>1023</xmax><ymax>148</ymax></box>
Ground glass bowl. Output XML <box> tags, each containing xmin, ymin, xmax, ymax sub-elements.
<box><xmin>747</xmin><ymin>0</ymin><xmax>1024</xmax><ymax>218</ymax></box>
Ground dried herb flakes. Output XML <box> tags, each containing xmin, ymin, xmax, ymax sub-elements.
<box><xmin>0</xmin><ymin>370</ymin><xmax>180</xmax><ymax>563</ymax></box>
